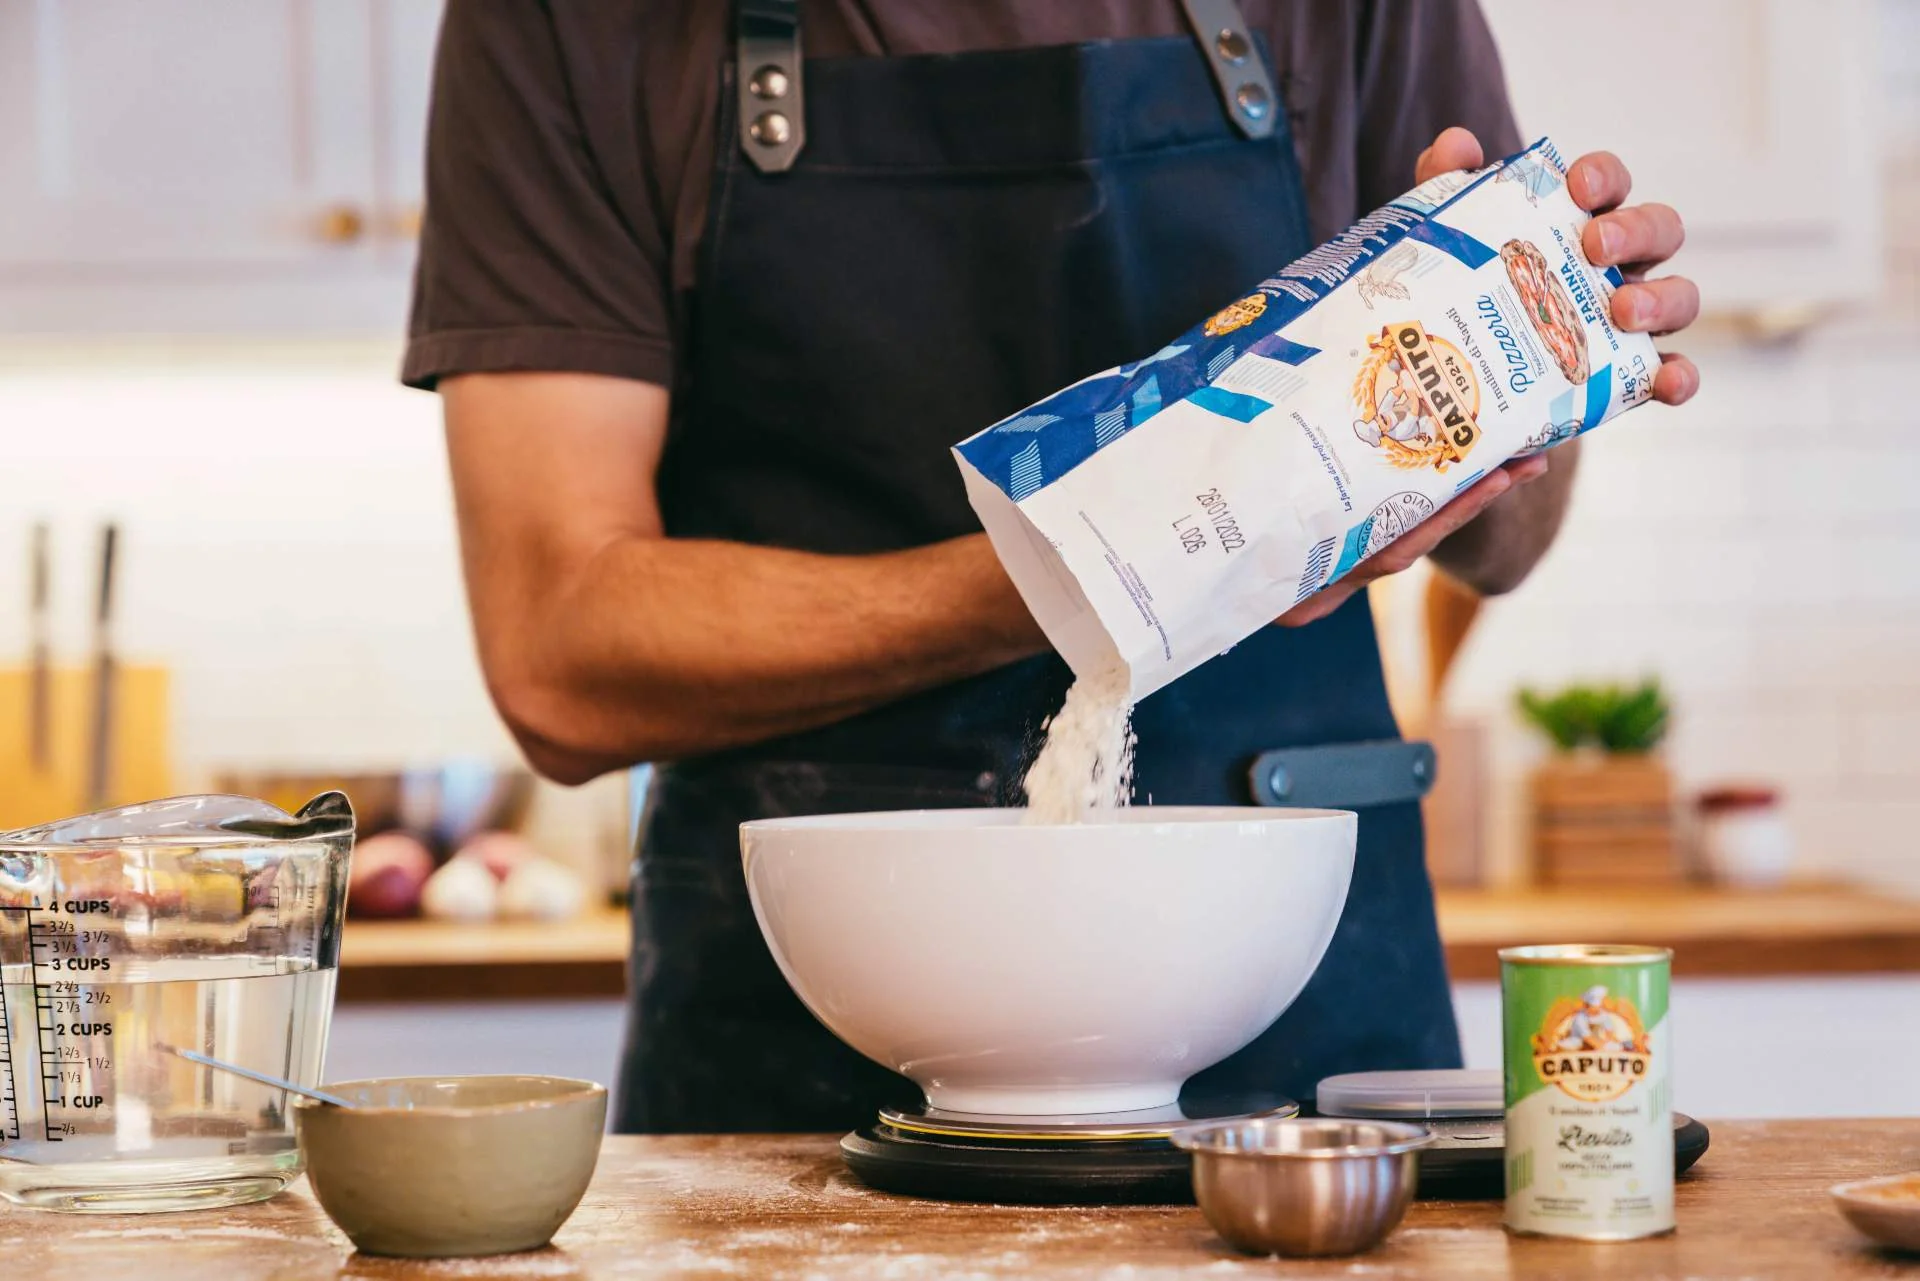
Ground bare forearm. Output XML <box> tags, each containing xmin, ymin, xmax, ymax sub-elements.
<box><xmin>1428</xmin><ymin>440</ymin><xmax>1580</xmax><ymax>595</ymax></box>
<box><xmin>442</xmin><ymin>373</ymin><xmax>1048</xmax><ymax>781</ymax></box>
<box><xmin>491</xmin><ymin>532</ymin><xmax>1046</xmax><ymax>778</ymax></box>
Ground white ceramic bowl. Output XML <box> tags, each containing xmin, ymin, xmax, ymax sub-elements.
<box><xmin>741</xmin><ymin>807</ymin><xmax>1356</xmax><ymax>1116</ymax></box>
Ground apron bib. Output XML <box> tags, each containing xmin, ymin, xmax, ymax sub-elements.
<box><xmin>617</xmin><ymin>4</ymin><xmax>1460</xmax><ymax>1133</ymax></box>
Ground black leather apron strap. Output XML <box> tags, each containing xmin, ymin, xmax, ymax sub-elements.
<box><xmin>735</xmin><ymin>0</ymin><xmax>1273</xmax><ymax>169</ymax></box>
<box><xmin>1247</xmin><ymin>739</ymin><xmax>1437</xmax><ymax>809</ymax></box>
<box><xmin>1178</xmin><ymin>0</ymin><xmax>1277</xmax><ymax>139</ymax></box>
<box><xmin>736</xmin><ymin>0</ymin><xmax>804</xmax><ymax>172</ymax></box>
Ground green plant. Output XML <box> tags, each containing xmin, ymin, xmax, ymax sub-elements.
<box><xmin>1516</xmin><ymin>679</ymin><xmax>1670</xmax><ymax>754</ymax></box>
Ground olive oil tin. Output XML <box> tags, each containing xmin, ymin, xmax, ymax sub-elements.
<box><xmin>1501</xmin><ymin>944</ymin><xmax>1673</xmax><ymax>1240</ymax></box>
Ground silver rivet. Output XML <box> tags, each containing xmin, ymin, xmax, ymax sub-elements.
<box><xmin>1413</xmin><ymin>755</ymin><xmax>1431</xmax><ymax>782</ymax></box>
<box><xmin>1215</xmin><ymin>29</ymin><xmax>1250</xmax><ymax>64</ymax></box>
<box><xmin>749</xmin><ymin>65</ymin><xmax>790</xmax><ymax>100</ymax></box>
<box><xmin>749</xmin><ymin>111</ymin><xmax>792</xmax><ymax>147</ymax></box>
<box><xmin>1267</xmin><ymin>765</ymin><xmax>1292</xmax><ymax>801</ymax></box>
<box><xmin>1235</xmin><ymin>83</ymin><xmax>1271</xmax><ymax>121</ymax></box>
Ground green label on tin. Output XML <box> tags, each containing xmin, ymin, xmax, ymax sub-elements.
<box><xmin>1502</xmin><ymin>960</ymin><xmax>1669</xmax><ymax>1108</ymax></box>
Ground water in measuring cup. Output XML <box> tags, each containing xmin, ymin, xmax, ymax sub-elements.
<box><xmin>0</xmin><ymin>955</ymin><xmax>335</xmax><ymax>1211</ymax></box>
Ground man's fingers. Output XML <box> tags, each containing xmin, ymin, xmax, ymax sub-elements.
<box><xmin>1505</xmin><ymin>455</ymin><xmax>1551</xmax><ymax>485</ymax></box>
<box><xmin>1651</xmin><ymin>352</ymin><xmax>1700</xmax><ymax>406</ymax></box>
<box><xmin>1277</xmin><ymin>468</ymin><xmax>1517</xmax><ymax>627</ymax></box>
<box><xmin>1568</xmin><ymin>151</ymin><xmax>1632</xmax><ymax>212</ymax></box>
<box><xmin>1414</xmin><ymin>126</ymin><xmax>1485</xmax><ymax>186</ymax></box>
<box><xmin>1404</xmin><ymin>470</ymin><xmax>1512</xmax><ymax>544</ymax></box>
<box><xmin>1584</xmin><ymin>203</ymin><xmax>1685</xmax><ymax>271</ymax></box>
<box><xmin>1275</xmin><ymin>583</ymin><xmax>1356</xmax><ymax>628</ymax></box>
<box><xmin>1355</xmin><ymin>471</ymin><xmax>1514</xmax><ymax>580</ymax></box>
<box><xmin>1612</xmin><ymin>276</ymin><xmax>1700</xmax><ymax>335</ymax></box>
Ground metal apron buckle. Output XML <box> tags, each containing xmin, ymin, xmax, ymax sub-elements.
<box><xmin>736</xmin><ymin>0</ymin><xmax>805</xmax><ymax>173</ymax></box>
<box><xmin>1247</xmin><ymin>740</ymin><xmax>1437</xmax><ymax>809</ymax></box>
<box><xmin>736</xmin><ymin>0</ymin><xmax>1275</xmax><ymax>173</ymax></box>
<box><xmin>1178</xmin><ymin>0</ymin><xmax>1277</xmax><ymax>140</ymax></box>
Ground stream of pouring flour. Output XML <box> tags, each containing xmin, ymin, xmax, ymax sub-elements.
<box><xmin>1018</xmin><ymin>663</ymin><xmax>1136</xmax><ymax>825</ymax></box>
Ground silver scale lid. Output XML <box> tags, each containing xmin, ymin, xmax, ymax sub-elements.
<box><xmin>1315</xmin><ymin>1069</ymin><xmax>1503</xmax><ymax>1120</ymax></box>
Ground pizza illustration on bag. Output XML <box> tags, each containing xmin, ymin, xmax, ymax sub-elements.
<box><xmin>1500</xmin><ymin>238</ymin><xmax>1589</xmax><ymax>384</ymax></box>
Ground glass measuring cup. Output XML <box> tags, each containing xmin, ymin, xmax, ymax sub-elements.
<box><xmin>0</xmin><ymin>791</ymin><xmax>352</xmax><ymax>1212</ymax></box>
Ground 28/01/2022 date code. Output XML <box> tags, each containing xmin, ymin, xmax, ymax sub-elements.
<box><xmin>1173</xmin><ymin>489</ymin><xmax>1246</xmax><ymax>555</ymax></box>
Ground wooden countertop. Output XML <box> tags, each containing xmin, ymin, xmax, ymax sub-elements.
<box><xmin>4</xmin><ymin>1121</ymin><xmax>1917</xmax><ymax>1278</ymax></box>
<box><xmin>337</xmin><ymin>884</ymin><xmax>1920</xmax><ymax>1001</ymax></box>
<box><xmin>338</xmin><ymin>909</ymin><xmax>629</xmax><ymax>1002</ymax></box>
<box><xmin>1435</xmin><ymin>883</ymin><xmax>1920</xmax><ymax>980</ymax></box>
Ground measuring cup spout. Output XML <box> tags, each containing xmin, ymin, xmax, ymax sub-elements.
<box><xmin>214</xmin><ymin>791</ymin><xmax>355</xmax><ymax>841</ymax></box>
<box><xmin>295</xmin><ymin>791</ymin><xmax>354</xmax><ymax>829</ymax></box>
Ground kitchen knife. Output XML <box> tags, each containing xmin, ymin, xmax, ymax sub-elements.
<box><xmin>84</xmin><ymin>523</ymin><xmax>117</xmax><ymax>809</ymax></box>
<box><xmin>28</xmin><ymin>522</ymin><xmax>50</xmax><ymax>772</ymax></box>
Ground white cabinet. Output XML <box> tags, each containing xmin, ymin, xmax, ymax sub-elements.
<box><xmin>0</xmin><ymin>0</ymin><xmax>371</xmax><ymax>270</ymax></box>
<box><xmin>0</xmin><ymin>0</ymin><xmax>1884</xmax><ymax>331</ymax></box>
<box><xmin>1479</xmin><ymin>0</ymin><xmax>1883</xmax><ymax>319</ymax></box>
<box><xmin>0</xmin><ymin>0</ymin><xmax>443</xmax><ymax>334</ymax></box>
<box><xmin>371</xmin><ymin>0</ymin><xmax>443</xmax><ymax>228</ymax></box>
<box><xmin>329</xmin><ymin>1001</ymin><xmax>626</xmax><ymax>1089</ymax></box>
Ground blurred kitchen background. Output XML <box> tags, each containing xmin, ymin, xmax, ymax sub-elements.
<box><xmin>0</xmin><ymin>1</ymin><xmax>1915</xmax><ymax>1113</ymax></box>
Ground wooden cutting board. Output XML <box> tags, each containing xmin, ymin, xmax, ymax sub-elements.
<box><xmin>0</xmin><ymin>663</ymin><xmax>171</xmax><ymax>830</ymax></box>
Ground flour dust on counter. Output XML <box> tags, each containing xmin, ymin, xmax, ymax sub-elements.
<box><xmin>1018</xmin><ymin>662</ymin><xmax>1135</xmax><ymax>824</ymax></box>
<box><xmin>9</xmin><ymin>1126</ymin><xmax>1920</xmax><ymax>1278</ymax></box>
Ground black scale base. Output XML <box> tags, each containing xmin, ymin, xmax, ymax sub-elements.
<box><xmin>842</xmin><ymin>1107</ymin><xmax>1711</xmax><ymax>1206</ymax></box>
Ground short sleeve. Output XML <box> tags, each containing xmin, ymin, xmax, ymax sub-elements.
<box><xmin>401</xmin><ymin>1</ymin><xmax>673</xmax><ymax>391</ymax></box>
<box><xmin>1352</xmin><ymin>0</ymin><xmax>1524</xmax><ymax>215</ymax></box>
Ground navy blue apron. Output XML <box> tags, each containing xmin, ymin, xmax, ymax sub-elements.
<box><xmin>615</xmin><ymin>2</ymin><xmax>1461</xmax><ymax>1134</ymax></box>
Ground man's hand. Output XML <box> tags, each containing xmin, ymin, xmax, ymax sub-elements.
<box><xmin>1278</xmin><ymin>456</ymin><xmax>1548</xmax><ymax>627</ymax></box>
<box><xmin>1417</xmin><ymin>127</ymin><xmax>1700</xmax><ymax>402</ymax></box>
<box><xmin>1284</xmin><ymin>128</ymin><xmax>1700</xmax><ymax>624</ymax></box>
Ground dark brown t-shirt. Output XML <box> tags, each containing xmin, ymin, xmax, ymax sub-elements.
<box><xmin>402</xmin><ymin>1</ymin><xmax>1520</xmax><ymax>392</ymax></box>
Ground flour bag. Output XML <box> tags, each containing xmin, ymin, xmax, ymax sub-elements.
<box><xmin>955</xmin><ymin>138</ymin><xmax>1662</xmax><ymax>702</ymax></box>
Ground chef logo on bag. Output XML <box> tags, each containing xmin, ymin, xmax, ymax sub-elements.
<box><xmin>1350</xmin><ymin>321</ymin><xmax>1482</xmax><ymax>472</ymax></box>
<box><xmin>1203</xmin><ymin>292</ymin><xmax>1268</xmax><ymax>337</ymax></box>
<box><xmin>1531</xmin><ymin>985</ymin><xmax>1653</xmax><ymax>1102</ymax></box>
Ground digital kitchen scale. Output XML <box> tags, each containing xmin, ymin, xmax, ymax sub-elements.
<box><xmin>840</xmin><ymin>1092</ymin><xmax>1298</xmax><ymax>1205</ymax></box>
<box><xmin>1315</xmin><ymin>1069</ymin><xmax>1711</xmax><ymax>1201</ymax></box>
<box><xmin>840</xmin><ymin>1071</ymin><xmax>1710</xmax><ymax>1205</ymax></box>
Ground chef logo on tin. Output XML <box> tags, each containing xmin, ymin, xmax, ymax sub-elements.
<box><xmin>1351</xmin><ymin>321</ymin><xmax>1482</xmax><ymax>473</ymax></box>
<box><xmin>1530</xmin><ymin>984</ymin><xmax>1652</xmax><ymax>1102</ymax></box>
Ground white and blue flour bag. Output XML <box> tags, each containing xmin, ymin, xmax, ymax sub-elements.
<box><xmin>955</xmin><ymin>138</ymin><xmax>1662</xmax><ymax>702</ymax></box>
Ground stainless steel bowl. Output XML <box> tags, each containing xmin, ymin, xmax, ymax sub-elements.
<box><xmin>1172</xmin><ymin>1117</ymin><xmax>1432</xmax><ymax>1257</ymax></box>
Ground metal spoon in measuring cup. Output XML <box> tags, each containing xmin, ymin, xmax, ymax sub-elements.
<box><xmin>164</xmin><ymin>1046</ymin><xmax>356</xmax><ymax>1109</ymax></box>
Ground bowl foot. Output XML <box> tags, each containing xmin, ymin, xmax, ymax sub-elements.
<box><xmin>923</xmin><ymin>1081</ymin><xmax>1183</xmax><ymax>1117</ymax></box>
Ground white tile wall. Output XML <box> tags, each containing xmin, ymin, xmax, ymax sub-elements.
<box><xmin>0</xmin><ymin>344</ymin><xmax>510</xmax><ymax>774</ymax></box>
<box><xmin>0</xmin><ymin>344</ymin><xmax>635</xmax><ymax>879</ymax></box>
<box><xmin>1440</xmin><ymin>13</ymin><xmax>1920</xmax><ymax>887</ymax></box>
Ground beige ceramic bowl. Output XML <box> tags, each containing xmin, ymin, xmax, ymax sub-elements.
<box><xmin>295</xmin><ymin>1075</ymin><xmax>607</xmax><ymax>1258</ymax></box>
<box><xmin>1833</xmin><ymin>1172</ymin><xmax>1920</xmax><ymax>1252</ymax></box>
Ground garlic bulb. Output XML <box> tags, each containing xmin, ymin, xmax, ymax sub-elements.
<box><xmin>420</xmin><ymin>856</ymin><xmax>499</xmax><ymax>922</ymax></box>
<box><xmin>497</xmin><ymin>858</ymin><xmax>588</xmax><ymax>922</ymax></box>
